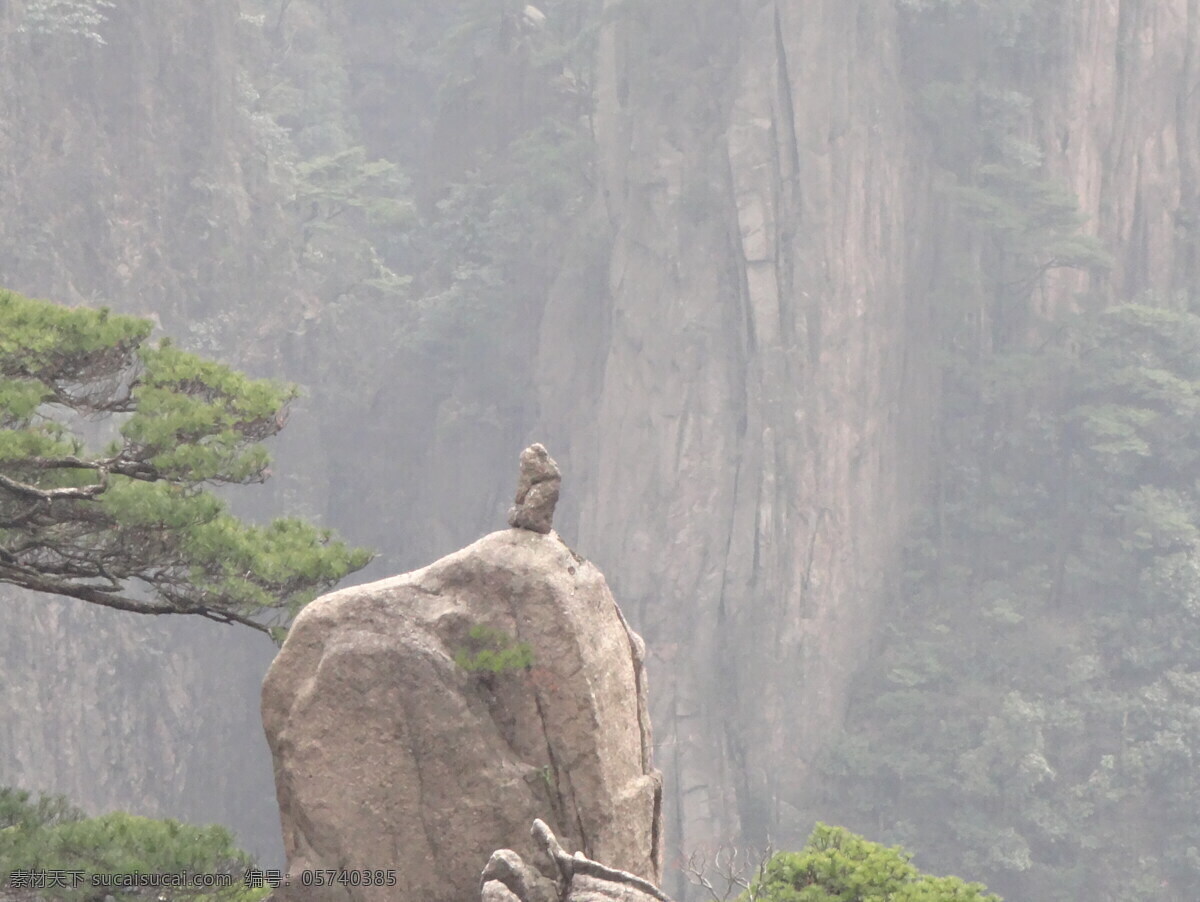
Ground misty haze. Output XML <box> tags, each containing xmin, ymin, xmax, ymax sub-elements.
<box><xmin>2</xmin><ymin>1</ymin><xmax>1199</xmax><ymax>901</ymax></box>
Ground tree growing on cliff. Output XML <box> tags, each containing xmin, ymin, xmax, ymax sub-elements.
<box><xmin>741</xmin><ymin>825</ymin><xmax>1000</xmax><ymax>902</ymax></box>
<box><xmin>0</xmin><ymin>289</ymin><xmax>372</xmax><ymax>637</ymax></box>
<box><xmin>18</xmin><ymin>0</ymin><xmax>115</xmax><ymax>46</ymax></box>
<box><xmin>816</xmin><ymin>295</ymin><xmax>1200</xmax><ymax>897</ymax></box>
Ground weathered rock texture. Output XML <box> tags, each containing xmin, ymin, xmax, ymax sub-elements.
<box><xmin>481</xmin><ymin>820</ymin><xmax>673</xmax><ymax>902</ymax></box>
<box><xmin>508</xmin><ymin>444</ymin><xmax>562</xmax><ymax>534</ymax></box>
<box><xmin>262</xmin><ymin>529</ymin><xmax>662</xmax><ymax>902</ymax></box>
<box><xmin>531</xmin><ymin>2</ymin><xmax>1200</xmax><ymax>882</ymax></box>
<box><xmin>533</xmin><ymin>0</ymin><xmax>936</xmax><ymax>866</ymax></box>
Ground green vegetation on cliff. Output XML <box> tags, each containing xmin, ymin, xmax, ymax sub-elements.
<box><xmin>454</xmin><ymin>623</ymin><xmax>535</xmax><ymax>675</ymax></box>
<box><xmin>239</xmin><ymin>0</ymin><xmax>601</xmax><ymax>373</ymax></box>
<box><xmin>814</xmin><ymin>5</ymin><xmax>1200</xmax><ymax>900</ymax></box>
<box><xmin>17</xmin><ymin>0</ymin><xmax>115</xmax><ymax>45</ymax></box>
<box><xmin>819</xmin><ymin>296</ymin><xmax>1200</xmax><ymax>898</ymax></box>
<box><xmin>0</xmin><ymin>289</ymin><xmax>371</xmax><ymax>637</ymax></box>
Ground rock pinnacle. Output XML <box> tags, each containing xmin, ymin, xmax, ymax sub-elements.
<box><xmin>507</xmin><ymin>443</ymin><xmax>561</xmax><ymax>534</ymax></box>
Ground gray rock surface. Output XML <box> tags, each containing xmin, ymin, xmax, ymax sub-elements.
<box><xmin>480</xmin><ymin>820</ymin><xmax>673</xmax><ymax>902</ymax></box>
<box><xmin>507</xmin><ymin>444</ymin><xmax>561</xmax><ymax>534</ymax></box>
<box><xmin>262</xmin><ymin>528</ymin><xmax>661</xmax><ymax>902</ymax></box>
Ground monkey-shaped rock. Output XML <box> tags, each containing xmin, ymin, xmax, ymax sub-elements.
<box><xmin>507</xmin><ymin>443</ymin><xmax>561</xmax><ymax>534</ymax></box>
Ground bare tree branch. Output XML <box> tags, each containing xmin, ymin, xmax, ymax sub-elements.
<box><xmin>0</xmin><ymin>469</ymin><xmax>108</xmax><ymax>501</ymax></box>
<box><xmin>682</xmin><ymin>839</ymin><xmax>774</xmax><ymax>902</ymax></box>
<box><xmin>0</xmin><ymin>562</ymin><xmax>271</xmax><ymax>635</ymax></box>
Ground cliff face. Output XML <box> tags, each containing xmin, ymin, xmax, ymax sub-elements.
<box><xmin>0</xmin><ymin>593</ymin><xmax>281</xmax><ymax>862</ymax></box>
<box><xmin>0</xmin><ymin>1</ymin><xmax>297</xmax><ymax>355</ymax></box>
<box><xmin>1037</xmin><ymin>1</ymin><xmax>1199</xmax><ymax>303</ymax></box>
<box><xmin>0</xmin><ymin>0</ymin><xmax>292</xmax><ymax>862</ymax></box>
<box><xmin>535</xmin><ymin>0</ymin><xmax>937</xmax><ymax>858</ymax></box>
<box><xmin>536</xmin><ymin>1</ymin><xmax>1198</xmax><ymax>872</ymax></box>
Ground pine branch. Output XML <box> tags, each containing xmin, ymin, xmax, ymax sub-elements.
<box><xmin>0</xmin><ymin>562</ymin><xmax>272</xmax><ymax>635</ymax></box>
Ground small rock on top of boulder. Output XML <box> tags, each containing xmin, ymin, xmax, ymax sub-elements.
<box><xmin>262</xmin><ymin>512</ymin><xmax>661</xmax><ymax>901</ymax></box>
<box><xmin>507</xmin><ymin>443</ymin><xmax>561</xmax><ymax>534</ymax></box>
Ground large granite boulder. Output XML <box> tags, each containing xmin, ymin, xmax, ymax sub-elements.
<box><xmin>261</xmin><ymin>525</ymin><xmax>662</xmax><ymax>902</ymax></box>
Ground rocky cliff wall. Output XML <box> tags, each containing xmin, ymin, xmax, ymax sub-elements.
<box><xmin>535</xmin><ymin>0</ymin><xmax>1199</xmax><ymax>887</ymax></box>
<box><xmin>1035</xmin><ymin>1</ymin><xmax>1199</xmax><ymax>304</ymax></box>
<box><xmin>533</xmin><ymin>0</ymin><xmax>937</xmax><ymax>869</ymax></box>
<box><xmin>0</xmin><ymin>0</ymin><xmax>292</xmax><ymax>863</ymax></box>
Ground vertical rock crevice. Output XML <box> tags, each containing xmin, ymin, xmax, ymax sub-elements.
<box><xmin>536</xmin><ymin>2</ymin><xmax>931</xmax><ymax>881</ymax></box>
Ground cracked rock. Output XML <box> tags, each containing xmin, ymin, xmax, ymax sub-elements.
<box><xmin>263</xmin><ymin>522</ymin><xmax>661</xmax><ymax>901</ymax></box>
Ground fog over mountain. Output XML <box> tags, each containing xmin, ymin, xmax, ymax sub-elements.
<box><xmin>1</xmin><ymin>2</ymin><xmax>1198</xmax><ymax>900</ymax></box>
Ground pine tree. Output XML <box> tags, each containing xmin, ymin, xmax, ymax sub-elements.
<box><xmin>745</xmin><ymin>824</ymin><xmax>1000</xmax><ymax>902</ymax></box>
<box><xmin>0</xmin><ymin>787</ymin><xmax>270</xmax><ymax>901</ymax></box>
<box><xmin>0</xmin><ymin>289</ymin><xmax>371</xmax><ymax>638</ymax></box>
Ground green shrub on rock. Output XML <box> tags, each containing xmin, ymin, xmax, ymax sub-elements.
<box><xmin>454</xmin><ymin>623</ymin><xmax>534</xmax><ymax>675</ymax></box>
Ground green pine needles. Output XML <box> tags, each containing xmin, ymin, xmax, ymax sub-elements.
<box><xmin>0</xmin><ymin>787</ymin><xmax>270</xmax><ymax>901</ymax></box>
<box><xmin>454</xmin><ymin>623</ymin><xmax>534</xmax><ymax>675</ymax></box>
<box><xmin>744</xmin><ymin>824</ymin><xmax>1000</xmax><ymax>902</ymax></box>
<box><xmin>0</xmin><ymin>289</ymin><xmax>372</xmax><ymax>637</ymax></box>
